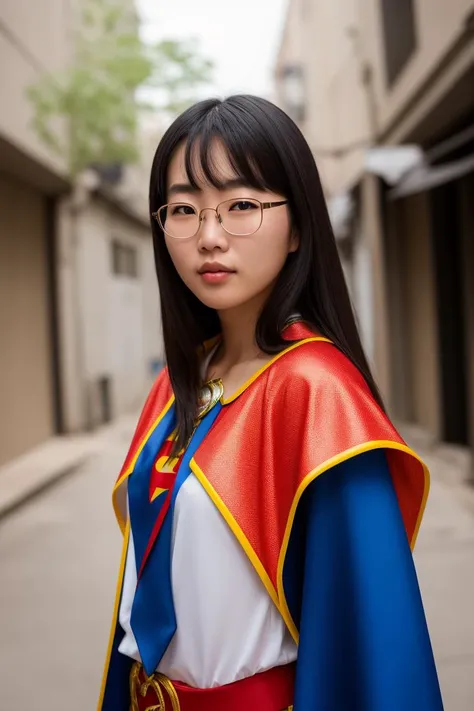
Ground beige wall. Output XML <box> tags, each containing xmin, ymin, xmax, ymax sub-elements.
<box><xmin>0</xmin><ymin>173</ymin><xmax>54</xmax><ymax>465</ymax></box>
<box><xmin>141</xmin><ymin>237</ymin><xmax>164</xmax><ymax>371</ymax></box>
<box><xmin>0</xmin><ymin>0</ymin><xmax>72</xmax><ymax>179</ymax></box>
<box><xmin>362</xmin><ymin>0</ymin><xmax>474</xmax><ymax>140</ymax></box>
<box><xmin>55</xmin><ymin>198</ymin><xmax>85</xmax><ymax>433</ymax></box>
<box><xmin>274</xmin><ymin>0</ymin><xmax>306</xmax><ymax>114</ymax></box>
<box><xmin>276</xmin><ymin>0</ymin><xmax>474</xmax><ymax>195</ymax></box>
<box><xmin>397</xmin><ymin>193</ymin><xmax>441</xmax><ymax>436</ymax></box>
<box><xmin>275</xmin><ymin>0</ymin><xmax>372</xmax><ymax>195</ymax></box>
<box><xmin>75</xmin><ymin>198</ymin><xmax>162</xmax><ymax>424</ymax></box>
<box><xmin>303</xmin><ymin>0</ymin><xmax>372</xmax><ymax>194</ymax></box>
<box><xmin>275</xmin><ymin>0</ymin><xmax>473</xmax><ymax>447</ymax></box>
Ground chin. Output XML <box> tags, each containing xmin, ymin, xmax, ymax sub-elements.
<box><xmin>194</xmin><ymin>286</ymin><xmax>249</xmax><ymax>312</ymax></box>
<box><xmin>197</xmin><ymin>294</ymin><xmax>245</xmax><ymax>311</ymax></box>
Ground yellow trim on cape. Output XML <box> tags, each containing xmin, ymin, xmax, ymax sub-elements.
<box><xmin>112</xmin><ymin>334</ymin><xmax>330</xmax><ymax>527</ymax></box>
<box><xmin>276</xmin><ymin>440</ymin><xmax>430</xmax><ymax>643</ymax></box>
<box><xmin>105</xmin><ymin>336</ymin><xmax>430</xmax><ymax>655</ymax></box>
<box><xmin>97</xmin><ymin>520</ymin><xmax>130</xmax><ymax>711</ymax></box>
<box><xmin>221</xmin><ymin>337</ymin><xmax>332</xmax><ymax>404</ymax></box>
<box><xmin>112</xmin><ymin>336</ymin><xmax>329</xmax><ymax>526</ymax></box>
<box><xmin>192</xmin><ymin>439</ymin><xmax>429</xmax><ymax>646</ymax></box>
<box><xmin>112</xmin><ymin>395</ymin><xmax>175</xmax><ymax>532</ymax></box>
<box><xmin>190</xmin><ymin>457</ymin><xmax>281</xmax><ymax>611</ymax></box>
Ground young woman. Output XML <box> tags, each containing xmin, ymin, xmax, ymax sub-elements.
<box><xmin>98</xmin><ymin>95</ymin><xmax>444</xmax><ymax>711</ymax></box>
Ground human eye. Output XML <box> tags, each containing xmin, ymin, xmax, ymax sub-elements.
<box><xmin>229</xmin><ymin>199</ymin><xmax>258</xmax><ymax>212</ymax></box>
<box><xmin>170</xmin><ymin>203</ymin><xmax>196</xmax><ymax>216</ymax></box>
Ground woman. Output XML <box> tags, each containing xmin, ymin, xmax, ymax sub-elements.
<box><xmin>98</xmin><ymin>95</ymin><xmax>443</xmax><ymax>711</ymax></box>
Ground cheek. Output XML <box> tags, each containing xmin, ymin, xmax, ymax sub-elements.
<box><xmin>165</xmin><ymin>239</ymin><xmax>193</xmax><ymax>282</ymax></box>
<box><xmin>244</xmin><ymin>223</ymin><xmax>292</xmax><ymax>279</ymax></box>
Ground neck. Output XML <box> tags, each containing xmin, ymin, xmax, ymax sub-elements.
<box><xmin>217</xmin><ymin>292</ymin><xmax>269</xmax><ymax>365</ymax></box>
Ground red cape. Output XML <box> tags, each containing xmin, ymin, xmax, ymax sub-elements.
<box><xmin>112</xmin><ymin>322</ymin><xmax>428</xmax><ymax>643</ymax></box>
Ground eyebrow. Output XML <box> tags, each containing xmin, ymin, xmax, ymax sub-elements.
<box><xmin>168</xmin><ymin>178</ymin><xmax>251</xmax><ymax>197</ymax></box>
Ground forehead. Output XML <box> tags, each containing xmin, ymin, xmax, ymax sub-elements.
<box><xmin>166</xmin><ymin>139</ymin><xmax>238</xmax><ymax>189</ymax></box>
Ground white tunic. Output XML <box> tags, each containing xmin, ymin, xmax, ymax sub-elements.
<box><xmin>118</xmin><ymin>340</ymin><xmax>298</xmax><ymax>687</ymax></box>
<box><xmin>118</xmin><ymin>473</ymin><xmax>297</xmax><ymax>687</ymax></box>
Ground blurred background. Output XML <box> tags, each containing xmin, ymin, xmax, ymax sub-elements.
<box><xmin>0</xmin><ymin>0</ymin><xmax>473</xmax><ymax>708</ymax></box>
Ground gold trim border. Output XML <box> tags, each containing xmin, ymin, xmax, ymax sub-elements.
<box><xmin>112</xmin><ymin>395</ymin><xmax>175</xmax><ymax>532</ymax></box>
<box><xmin>97</xmin><ymin>520</ymin><xmax>131</xmax><ymax>711</ymax></box>
<box><xmin>192</xmin><ymin>440</ymin><xmax>429</xmax><ymax>645</ymax></box>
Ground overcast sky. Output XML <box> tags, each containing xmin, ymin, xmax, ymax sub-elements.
<box><xmin>136</xmin><ymin>0</ymin><xmax>289</xmax><ymax>100</ymax></box>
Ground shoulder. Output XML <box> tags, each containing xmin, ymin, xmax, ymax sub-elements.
<box><xmin>262</xmin><ymin>339</ymin><xmax>409</xmax><ymax>485</ymax></box>
<box><xmin>115</xmin><ymin>366</ymin><xmax>173</xmax><ymax>487</ymax></box>
<box><xmin>264</xmin><ymin>338</ymin><xmax>393</xmax><ymax>443</ymax></box>
<box><xmin>149</xmin><ymin>365</ymin><xmax>173</xmax><ymax>400</ymax></box>
<box><xmin>270</xmin><ymin>338</ymin><xmax>372</xmax><ymax>404</ymax></box>
<box><xmin>135</xmin><ymin>366</ymin><xmax>173</xmax><ymax>433</ymax></box>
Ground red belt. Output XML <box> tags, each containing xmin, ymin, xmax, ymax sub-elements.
<box><xmin>129</xmin><ymin>661</ymin><xmax>295</xmax><ymax>711</ymax></box>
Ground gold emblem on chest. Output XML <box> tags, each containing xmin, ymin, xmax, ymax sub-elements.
<box><xmin>197</xmin><ymin>378</ymin><xmax>224</xmax><ymax>421</ymax></box>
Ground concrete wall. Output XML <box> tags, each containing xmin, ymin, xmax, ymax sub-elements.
<box><xmin>275</xmin><ymin>0</ymin><xmax>390</xmax><ymax>393</ymax></box>
<box><xmin>276</xmin><ymin>0</ymin><xmax>372</xmax><ymax>196</ymax></box>
<box><xmin>75</xmin><ymin>198</ymin><xmax>162</xmax><ymax>425</ymax></box>
<box><xmin>276</xmin><ymin>0</ymin><xmax>474</xmax><ymax>195</ymax></box>
<box><xmin>361</xmin><ymin>0</ymin><xmax>474</xmax><ymax>139</ymax></box>
<box><xmin>0</xmin><ymin>173</ymin><xmax>54</xmax><ymax>465</ymax></box>
<box><xmin>274</xmin><ymin>0</ymin><xmax>307</xmax><ymax>128</ymax></box>
<box><xmin>397</xmin><ymin>193</ymin><xmax>441</xmax><ymax>436</ymax></box>
<box><xmin>352</xmin><ymin>217</ymin><xmax>375</xmax><ymax>365</ymax></box>
<box><xmin>303</xmin><ymin>0</ymin><xmax>373</xmax><ymax>195</ymax></box>
<box><xmin>55</xmin><ymin>198</ymin><xmax>85</xmax><ymax>433</ymax></box>
<box><xmin>141</xmin><ymin>236</ymin><xmax>164</xmax><ymax>373</ymax></box>
<box><xmin>0</xmin><ymin>0</ymin><xmax>72</xmax><ymax>179</ymax></box>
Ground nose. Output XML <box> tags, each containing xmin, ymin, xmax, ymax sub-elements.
<box><xmin>197</xmin><ymin>207</ymin><xmax>229</xmax><ymax>252</ymax></box>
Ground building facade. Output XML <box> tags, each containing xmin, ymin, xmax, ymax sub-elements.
<box><xmin>275</xmin><ymin>0</ymin><xmax>474</xmax><ymax>470</ymax></box>
<box><xmin>0</xmin><ymin>0</ymin><xmax>72</xmax><ymax>466</ymax></box>
<box><xmin>0</xmin><ymin>0</ymin><xmax>163</xmax><ymax>467</ymax></box>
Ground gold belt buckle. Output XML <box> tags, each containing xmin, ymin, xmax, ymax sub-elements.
<box><xmin>130</xmin><ymin>662</ymin><xmax>180</xmax><ymax>711</ymax></box>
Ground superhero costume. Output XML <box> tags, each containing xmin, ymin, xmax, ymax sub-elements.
<box><xmin>98</xmin><ymin>320</ymin><xmax>443</xmax><ymax>711</ymax></box>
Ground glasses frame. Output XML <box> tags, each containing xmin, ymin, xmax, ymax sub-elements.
<box><xmin>151</xmin><ymin>197</ymin><xmax>288</xmax><ymax>240</ymax></box>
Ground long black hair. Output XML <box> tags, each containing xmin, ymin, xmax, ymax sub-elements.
<box><xmin>149</xmin><ymin>94</ymin><xmax>383</xmax><ymax>452</ymax></box>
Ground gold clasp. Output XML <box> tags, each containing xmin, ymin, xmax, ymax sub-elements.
<box><xmin>130</xmin><ymin>662</ymin><xmax>180</xmax><ymax>711</ymax></box>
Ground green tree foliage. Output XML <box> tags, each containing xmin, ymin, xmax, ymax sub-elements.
<box><xmin>27</xmin><ymin>0</ymin><xmax>213</xmax><ymax>175</ymax></box>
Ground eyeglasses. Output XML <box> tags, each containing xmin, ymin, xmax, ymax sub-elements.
<box><xmin>151</xmin><ymin>197</ymin><xmax>288</xmax><ymax>240</ymax></box>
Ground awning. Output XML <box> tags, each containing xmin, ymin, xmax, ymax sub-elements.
<box><xmin>388</xmin><ymin>152</ymin><xmax>474</xmax><ymax>199</ymax></box>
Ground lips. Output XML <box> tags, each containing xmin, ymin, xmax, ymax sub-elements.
<box><xmin>198</xmin><ymin>262</ymin><xmax>236</xmax><ymax>284</ymax></box>
<box><xmin>198</xmin><ymin>262</ymin><xmax>236</xmax><ymax>274</ymax></box>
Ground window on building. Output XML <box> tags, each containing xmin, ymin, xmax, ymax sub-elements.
<box><xmin>380</xmin><ymin>0</ymin><xmax>417</xmax><ymax>87</ymax></box>
<box><xmin>111</xmin><ymin>240</ymin><xmax>138</xmax><ymax>278</ymax></box>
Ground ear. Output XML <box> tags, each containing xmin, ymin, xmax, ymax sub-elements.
<box><xmin>288</xmin><ymin>227</ymin><xmax>299</xmax><ymax>254</ymax></box>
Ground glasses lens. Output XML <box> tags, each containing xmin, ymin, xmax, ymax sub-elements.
<box><xmin>219</xmin><ymin>199</ymin><xmax>262</xmax><ymax>235</ymax></box>
<box><xmin>159</xmin><ymin>203</ymin><xmax>199</xmax><ymax>239</ymax></box>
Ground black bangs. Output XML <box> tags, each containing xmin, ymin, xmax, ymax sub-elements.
<box><xmin>182</xmin><ymin>99</ymin><xmax>290</xmax><ymax>196</ymax></box>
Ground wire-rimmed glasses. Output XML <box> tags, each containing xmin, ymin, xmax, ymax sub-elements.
<box><xmin>151</xmin><ymin>197</ymin><xmax>288</xmax><ymax>240</ymax></box>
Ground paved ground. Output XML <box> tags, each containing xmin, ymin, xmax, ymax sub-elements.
<box><xmin>0</xmin><ymin>418</ymin><xmax>133</xmax><ymax>711</ymax></box>
<box><xmin>0</xmin><ymin>417</ymin><xmax>473</xmax><ymax>710</ymax></box>
<box><xmin>414</xmin><ymin>450</ymin><xmax>474</xmax><ymax>711</ymax></box>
